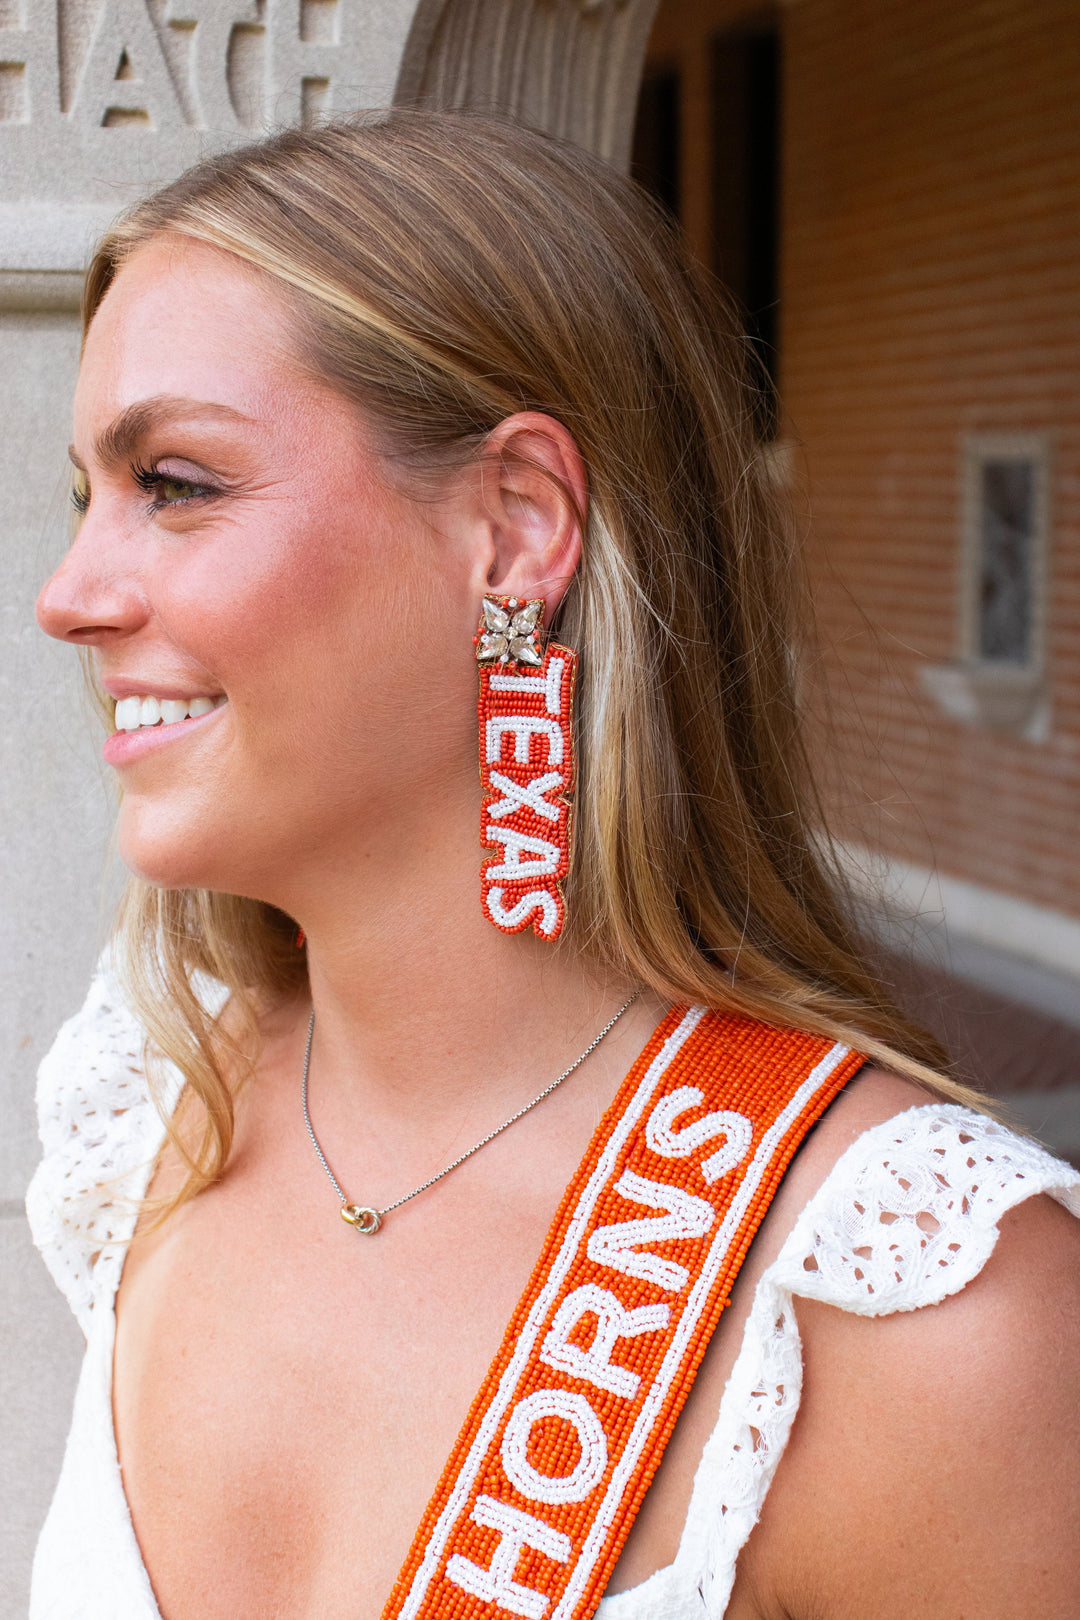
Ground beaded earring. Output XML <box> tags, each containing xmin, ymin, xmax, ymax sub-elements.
<box><xmin>475</xmin><ymin>595</ymin><xmax>578</xmax><ymax>941</ymax></box>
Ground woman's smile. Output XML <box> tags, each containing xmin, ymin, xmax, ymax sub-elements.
<box><xmin>102</xmin><ymin>692</ymin><xmax>230</xmax><ymax>766</ymax></box>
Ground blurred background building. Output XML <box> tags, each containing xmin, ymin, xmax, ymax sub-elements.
<box><xmin>633</xmin><ymin>0</ymin><xmax>1080</xmax><ymax>1154</ymax></box>
<box><xmin>1</xmin><ymin>0</ymin><xmax>1077</xmax><ymax>1608</ymax></box>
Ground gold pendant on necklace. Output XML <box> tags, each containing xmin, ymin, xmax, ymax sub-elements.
<box><xmin>304</xmin><ymin>994</ymin><xmax>640</xmax><ymax>1239</ymax></box>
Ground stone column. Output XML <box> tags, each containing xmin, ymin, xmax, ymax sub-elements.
<box><xmin>0</xmin><ymin>0</ymin><xmax>658</xmax><ymax>1607</ymax></box>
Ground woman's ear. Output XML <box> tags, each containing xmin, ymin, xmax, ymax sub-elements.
<box><xmin>477</xmin><ymin>412</ymin><xmax>586</xmax><ymax>615</ymax></box>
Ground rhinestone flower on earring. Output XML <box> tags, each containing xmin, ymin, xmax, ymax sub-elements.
<box><xmin>476</xmin><ymin>595</ymin><xmax>544</xmax><ymax>666</ymax></box>
<box><xmin>474</xmin><ymin>595</ymin><xmax>578</xmax><ymax>941</ymax></box>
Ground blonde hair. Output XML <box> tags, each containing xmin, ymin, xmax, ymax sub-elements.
<box><xmin>83</xmin><ymin>110</ymin><xmax>979</xmax><ymax>1209</ymax></box>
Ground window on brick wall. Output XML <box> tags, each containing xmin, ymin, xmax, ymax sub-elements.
<box><xmin>921</xmin><ymin>435</ymin><xmax>1051</xmax><ymax>738</ymax></box>
<box><xmin>963</xmin><ymin>436</ymin><xmax>1049</xmax><ymax>672</ymax></box>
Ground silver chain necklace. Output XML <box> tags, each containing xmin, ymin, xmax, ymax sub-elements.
<box><xmin>301</xmin><ymin>991</ymin><xmax>640</xmax><ymax>1234</ymax></box>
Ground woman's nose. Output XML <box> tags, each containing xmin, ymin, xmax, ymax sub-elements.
<box><xmin>36</xmin><ymin>517</ymin><xmax>149</xmax><ymax>647</ymax></box>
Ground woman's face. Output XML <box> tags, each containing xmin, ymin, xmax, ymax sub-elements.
<box><xmin>37</xmin><ymin>236</ymin><xmax>487</xmax><ymax>908</ymax></box>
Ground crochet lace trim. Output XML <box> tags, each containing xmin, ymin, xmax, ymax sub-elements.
<box><xmin>26</xmin><ymin>966</ymin><xmax>220</xmax><ymax>1338</ymax></box>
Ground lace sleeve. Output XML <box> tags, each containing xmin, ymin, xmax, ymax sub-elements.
<box><xmin>693</xmin><ymin>1107</ymin><xmax>1080</xmax><ymax>1615</ymax></box>
<box><xmin>24</xmin><ymin>964</ymin><xmax>176</xmax><ymax>1338</ymax></box>
<box><xmin>599</xmin><ymin>1106</ymin><xmax>1080</xmax><ymax>1620</ymax></box>
<box><xmin>773</xmin><ymin>1104</ymin><xmax>1080</xmax><ymax>1315</ymax></box>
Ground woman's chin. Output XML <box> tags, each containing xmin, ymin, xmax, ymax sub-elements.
<box><xmin>116</xmin><ymin>813</ymin><xmax>257</xmax><ymax>896</ymax></box>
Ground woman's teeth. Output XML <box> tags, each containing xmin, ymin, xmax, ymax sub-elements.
<box><xmin>113</xmin><ymin>694</ymin><xmax>227</xmax><ymax>732</ymax></box>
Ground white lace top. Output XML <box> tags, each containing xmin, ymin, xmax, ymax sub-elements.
<box><xmin>26</xmin><ymin>968</ymin><xmax>1080</xmax><ymax>1620</ymax></box>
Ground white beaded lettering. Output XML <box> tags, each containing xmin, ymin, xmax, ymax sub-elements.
<box><xmin>501</xmin><ymin>1390</ymin><xmax>609</xmax><ymax>1505</ymax></box>
<box><xmin>490</xmin><ymin>656</ymin><xmax>567</xmax><ymax>716</ymax></box>
<box><xmin>484</xmin><ymin>828</ymin><xmax>563</xmax><ymax>881</ymax></box>
<box><xmin>486</xmin><ymin>770</ymin><xmax>564</xmax><ymax>822</ymax></box>
<box><xmin>646</xmin><ymin>1087</ymin><xmax>754</xmax><ymax>1183</ymax></box>
<box><xmin>587</xmin><ymin>1170</ymin><xmax>715</xmax><ymax>1294</ymax></box>
<box><xmin>446</xmin><ymin>1495</ymin><xmax>571</xmax><ymax>1619</ymax></box>
<box><xmin>478</xmin><ymin>635</ymin><xmax>576</xmax><ymax>941</ymax></box>
<box><xmin>539</xmin><ymin>1284</ymin><xmax>670</xmax><ymax>1399</ymax></box>
<box><xmin>486</xmin><ymin>715</ymin><xmax>565</xmax><ymax>766</ymax></box>
<box><xmin>486</xmin><ymin>889</ymin><xmax>561</xmax><ymax>936</ymax></box>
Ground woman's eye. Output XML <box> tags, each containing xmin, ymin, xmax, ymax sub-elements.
<box><xmin>157</xmin><ymin>477</ymin><xmax>201</xmax><ymax>504</ymax></box>
<box><xmin>130</xmin><ymin>461</ymin><xmax>218</xmax><ymax>509</ymax></box>
<box><xmin>70</xmin><ymin>481</ymin><xmax>90</xmax><ymax>514</ymax></box>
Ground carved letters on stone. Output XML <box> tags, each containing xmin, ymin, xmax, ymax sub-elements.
<box><xmin>0</xmin><ymin>0</ymin><xmax>658</xmax><ymax>290</ymax></box>
<box><xmin>0</xmin><ymin>0</ymin><xmax>371</xmax><ymax>135</ymax></box>
<box><xmin>0</xmin><ymin>0</ymin><xmax>656</xmax><ymax>158</ymax></box>
<box><xmin>0</xmin><ymin>0</ymin><xmax>422</xmax><ymax>227</ymax></box>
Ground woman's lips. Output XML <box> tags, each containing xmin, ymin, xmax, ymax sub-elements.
<box><xmin>102</xmin><ymin>700</ymin><xmax>228</xmax><ymax>766</ymax></box>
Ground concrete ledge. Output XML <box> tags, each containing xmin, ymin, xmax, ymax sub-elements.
<box><xmin>841</xmin><ymin>848</ymin><xmax>1080</xmax><ymax>1010</ymax></box>
<box><xmin>918</xmin><ymin>660</ymin><xmax>1048</xmax><ymax>740</ymax></box>
<box><xmin>840</xmin><ymin>843</ymin><xmax>1080</xmax><ymax>986</ymax></box>
<box><xmin>0</xmin><ymin>203</ymin><xmax>120</xmax><ymax>273</ymax></box>
<box><xmin>0</xmin><ymin>272</ymin><xmax>84</xmax><ymax>312</ymax></box>
<box><xmin>0</xmin><ymin>201</ymin><xmax>117</xmax><ymax>311</ymax></box>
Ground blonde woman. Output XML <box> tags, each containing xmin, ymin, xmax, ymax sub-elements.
<box><xmin>29</xmin><ymin>112</ymin><xmax>1080</xmax><ymax>1620</ymax></box>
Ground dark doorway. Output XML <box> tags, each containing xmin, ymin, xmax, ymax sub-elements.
<box><xmin>631</xmin><ymin>65</ymin><xmax>681</xmax><ymax>221</ymax></box>
<box><xmin>632</xmin><ymin>14</ymin><xmax>782</xmax><ymax>435</ymax></box>
<box><xmin>711</xmin><ymin>20</ymin><xmax>781</xmax><ymax>431</ymax></box>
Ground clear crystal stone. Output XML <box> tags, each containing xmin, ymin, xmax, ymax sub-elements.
<box><xmin>511</xmin><ymin>601</ymin><xmax>542</xmax><ymax>634</ymax></box>
<box><xmin>482</xmin><ymin>600</ymin><xmax>510</xmax><ymax>633</ymax></box>
<box><xmin>511</xmin><ymin>636</ymin><xmax>543</xmax><ymax>666</ymax></box>
<box><xmin>477</xmin><ymin>632</ymin><xmax>509</xmax><ymax>661</ymax></box>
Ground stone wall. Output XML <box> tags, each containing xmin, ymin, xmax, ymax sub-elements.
<box><xmin>0</xmin><ymin>307</ymin><xmax>100</xmax><ymax>1612</ymax></box>
<box><xmin>0</xmin><ymin>0</ymin><xmax>658</xmax><ymax>1606</ymax></box>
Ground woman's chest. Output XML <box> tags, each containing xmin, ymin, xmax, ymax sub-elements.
<box><xmin>114</xmin><ymin>1144</ymin><xmax>571</xmax><ymax>1618</ymax></box>
<box><xmin>109</xmin><ymin>1038</ymin><xmax>799</xmax><ymax>1620</ymax></box>
<box><xmin>112</xmin><ymin>1177</ymin><xmax>771</xmax><ymax>1620</ymax></box>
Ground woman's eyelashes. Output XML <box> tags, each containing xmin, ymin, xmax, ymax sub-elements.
<box><xmin>130</xmin><ymin>459</ymin><xmax>222</xmax><ymax>511</ymax></box>
<box><xmin>67</xmin><ymin>460</ymin><xmax>224</xmax><ymax>517</ymax></box>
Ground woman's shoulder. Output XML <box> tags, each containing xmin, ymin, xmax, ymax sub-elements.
<box><xmin>772</xmin><ymin>1068</ymin><xmax>1080</xmax><ymax>1316</ymax></box>
<box><xmin>602</xmin><ymin>1070</ymin><xmax>1080</xmax><ymax>1617</ymax></box>
<box><xmin>24</xmin><ymin>958</ymin><xmax>172</xmax><ymax>1335</ymax></box>
<box><xmin>735</xmin><ymin>1076</ymin><xmax>1080</xmax><ymax>1617</ymax></box>
<box><xmin>716</xmin><ymin>1067</ymin><xmax>1080</xmax><ymax>1617</ymax></box>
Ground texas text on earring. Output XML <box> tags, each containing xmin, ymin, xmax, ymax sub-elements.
<box><xmin>475</xmin><ymin>595</ymin><xmax>578</xmax><ymax>942</ymax></box>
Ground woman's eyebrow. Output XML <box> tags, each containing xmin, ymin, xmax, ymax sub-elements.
<box><xmin>81</xmin><ymin>396</ymin><xmax>254</xmax><ymax>471</ymax></box>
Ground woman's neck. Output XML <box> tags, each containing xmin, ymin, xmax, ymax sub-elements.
<box><xmin>264</xmin><ymin>785</ymin><xmax>647</xmax><ymax>1145</ymax></box>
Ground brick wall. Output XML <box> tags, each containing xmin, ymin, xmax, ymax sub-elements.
<box><xmin>784</xmin><ymin>0</ymin><xmax>1080</xmax><ymax>917</ymax></box>
<box><xmin>643</xmin><ymin>0</ymin><xmax>1080</xmax><ymax>922</ymax></box>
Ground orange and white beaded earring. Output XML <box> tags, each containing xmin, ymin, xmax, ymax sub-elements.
<box><xmin>475</xmin><ymin>595</ymin><xmax>578</xmax><ymax>941</ymax></box>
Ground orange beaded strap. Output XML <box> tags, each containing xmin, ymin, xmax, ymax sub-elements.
<box><xmin>383</xmin><ymin>1005</ymin><xmax>865</xmax><ymax>1620</ymax></box>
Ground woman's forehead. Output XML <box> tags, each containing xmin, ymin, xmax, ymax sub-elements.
<box><xmin>74</xmin><ymin>242</ymin><xmax>339</xmax><ymax>449</ymax></box>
